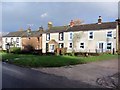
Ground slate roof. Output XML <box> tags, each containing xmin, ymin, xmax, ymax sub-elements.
<box><xmin>3</xmin><ymin>31</ymin><xmax>26</xmax><ymax>37</ymax></box>
<box><xmin>44</xmin><ymin>22</ymin><xmax>116</xmax><ymax>33</ymax></box>
<box><xmin>3</xmin><ymin>30</ymin><xmax>44</xmax><ymax>37</ymax></box>
<box><xmin>3</xmin><ymin>21</ymin><xmax>117</xmax><ymax>37</ymax></box>
<box><xmin>21</xmin><ymin>31</ymin><xmax>43</xmax><ymax>37</ymax></box>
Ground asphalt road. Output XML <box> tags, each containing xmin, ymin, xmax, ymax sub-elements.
<box><xmin>2</xmin><ymin>62</ymin><xmax>99</xmax><ymax>88</ymax></box>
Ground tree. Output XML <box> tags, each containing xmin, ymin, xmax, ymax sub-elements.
<box><xmin>73</xmin><ymin>19</ymin><xmax>84</xmax><ymax>25</ymax></box>
<box><xmin>72</xmin><ymin>31</ymin><xmax>84</xmax><ymax>55</ymax></box>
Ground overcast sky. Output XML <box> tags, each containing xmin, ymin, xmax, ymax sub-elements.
<box><xmin>1</xmin><ymin>2</ymin><xmax>118</xmax><ymax>32</ymax></box>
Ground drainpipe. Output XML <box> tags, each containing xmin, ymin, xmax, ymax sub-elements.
<box><xmin>116</xmin><ymin>19</ymin><xmax>120</xmax><ymax>53</ymax></box>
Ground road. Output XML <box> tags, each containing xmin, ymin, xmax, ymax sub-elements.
<box><xmin>34</xmin><ymin>59</ymin><xmax>118</xmax><ymax>86</ymax></box>
<box><xmin>2</xmin><ymin>62</ymin><xmax>99</xmax><ymax>88</ymax></box>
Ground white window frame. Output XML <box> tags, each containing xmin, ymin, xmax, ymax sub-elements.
<box><xmin>106</xmin><ymin>31</ymin><xmax>113</xmax><ymax>38</ymax></box>
<box><xmin>16</xmin><ymin>38</ymin><xmax>19</xmax><ymax>43</ymax></box>
<box><xmin>59</xmin><ymin>43</ymin><xmax>64</xmax><ymax>48</ymax></box>
<box><xmin>88</xmin><ymin>31</ymin><xmax>94</xmax><ymax>40</ymax></box>
<box><xmin>49</xmin><ymin>44</ymin><xmax>54</xmax><ymax>52</ymax></box>
<box><xmin>69</xmin><ymin>42</ymin><xmax>73</xmax><ymax>49</ymax></box>
<box><xmin>97</xmin><ymin>41</ymin><xmax>106</xmax><ymax>52</ymax></box>
<box><xmin>69</xmin><ymin>32</ymin><xmax>73</xmax><ymax>40</ymax></box>
<box><xmin>5</xmin><ymin>38</ymin><xmax>8</xmax><ymax>43</ymax></box>
<box><xmin>59</xmin><ymin>32</ymin><xmax>64</xmax><ymax>41</ymax></box>
<box><xmin>106</xmin><ymin>42</ymin><xmax>113</xmax><ymax>50</ymax></box>
<box><xmin>46</xmin><ymin>33</ymin><xmax>50</xmax><ymax>41</ymax></box>
<box><xmin>79</xmin><ymin>42</ymin><xmax>85</xmax><ymax>49</ymax></box>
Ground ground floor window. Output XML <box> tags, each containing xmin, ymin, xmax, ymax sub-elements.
<box><xmin>69</xmin><ymin>43</ymin><xmax>72</xmax><ymax>48</ymax></box>
<box><xmin>80</xmin><ymin>42</ymin><xmax>85</xmax><ymax>49</ymax></box>
<box><xmin>59</xmin><ymin>43</ymin><xmax>64</xmax><ymax>48</ymax></box>
<box><xmin>107</xmin><ymin>42</ymin><xmax>112</xmax><ymax>50</ymax></box>
<box><xmin>16</xmin><ymin>44</ymin><xmax>19</xmax><ymax>47</ymax></box>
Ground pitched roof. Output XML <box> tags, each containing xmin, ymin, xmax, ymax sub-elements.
<box><xmin>3</xmin><ymin>31</ymin><xmax>26</xmax><ymax>37</ymax></box>
<box><xmin>44</xmin><ymin>22</ymin><xmax>116</xmax><ymax>33</ymax></box>
<box><xmin>3</xmin><ymin>30</ymin><xmax>44</xmax><ymax>37</ymax></box>
<box><xmin>68</xmin><ymin>22</ymin><xmax>116</xmax><ymax>32</ymax></box>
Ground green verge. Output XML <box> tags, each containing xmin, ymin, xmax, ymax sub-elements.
<box><xmin>1</xmin><ymin>52</ymin><xmax>118</xmax><ymax>67</ymax></box>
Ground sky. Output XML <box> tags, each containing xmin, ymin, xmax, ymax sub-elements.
<box><xmin>1</xmin><ymin>1</ymin><xmax>119</xmax><ymax>33</ymax></box>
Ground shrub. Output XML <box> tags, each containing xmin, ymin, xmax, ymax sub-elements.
<box><xmin>117</xmin><ymin>49</ymin><xmax>120</xmax><ymax>55</ymax></box>
<box><xmin>23</xmin><ymin>45</ymin><xmax>35</xmax><ymax>52</ymax></box>
<box><xmin>10</xmin><ymin>47</ymin><xmax>21</xmax><ymax>54</ymax></box>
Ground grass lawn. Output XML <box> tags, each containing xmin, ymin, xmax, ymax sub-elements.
<box><xmin>1</xmin><ymin>52</ymin><xmax>118</xmax><ymax>67</ymax></box>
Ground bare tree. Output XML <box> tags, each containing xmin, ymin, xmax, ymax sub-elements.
<box><xmin>73</xmin><ymin>19</ymin><xmax>84</xmax><ymax>25</ymax></box>
<box><xmin>72</xmin><ymin>31</ymin><xmax>84</xmax><ymax>55</ymax></box>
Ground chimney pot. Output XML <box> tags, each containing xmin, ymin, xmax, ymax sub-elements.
<box><xmin>98</xmin><ymin>16</ymin><xmax>102</xmax><ymax>24</ymax></box>
<box><xmin>70</xmin><ymin>20</ymin><xmax>74</xmax><ymax>27</ymax></box>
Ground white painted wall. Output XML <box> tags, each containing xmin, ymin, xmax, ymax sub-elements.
<box><xmin>42</xmin><ymin>28</ymin><xmax>117</xmax><ymax>53</ymax></box>
<box><xmin>2</xmin><ymin>37</ymin><xmax>22</xmax><ymax>50</ymax></box>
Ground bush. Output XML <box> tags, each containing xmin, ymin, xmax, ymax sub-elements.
<box><xmin>10</xmin><ymin>47</ymin><xmax>21</xmax><ymax>54</ymax></box>
<box><xmin>33</xmin><ymin>49</ymin><xmax>42</xmax><ymax>55</ymax></box>
<box><xmin>117</xmin><ymin>49</ymin><xmax>120</xmax><ymax>55</ymax></box>
<box><xmin>24</xmin><ymin>45</ymin><xmax>35</xmax><ymax>52</ymax></box>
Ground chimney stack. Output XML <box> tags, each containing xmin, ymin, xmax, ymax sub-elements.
<box><xmin>48</xmin><ymin>22</ymin><xmax>53</xmax><ymax>30</ymax></box>
<box><xmin>39</xmin><ymin>26</ymin><xmax>43</xmax><ymax>31</ymax></box>
<box><xmin>98</xmin><ymin>16</ymin><xmax>102</xmax><ymax>24</ymax></box>
<box><xmin>70</xmin><ymin>20</ymin><xmax>74</xmax><ymax>27</ymax></box>
<box><xmin>27</xmin><ymin>27</ymin><xmax>31</xmax><ymax>33</ymax></box>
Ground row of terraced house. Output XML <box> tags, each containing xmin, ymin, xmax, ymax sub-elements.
<box><xmin>2</xmin><ymin>16</ymin><xmax>120</xmax><ymax>54</ymax></box>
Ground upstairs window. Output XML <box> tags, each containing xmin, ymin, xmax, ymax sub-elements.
<box><xmin>69</xmin><ymin>32</ymin><xmax>73</xmax><ymax>40</ymax></box>
<box><xmin>80</xmin><ymin>42</ymin><xmax>85</xmax><ymax>49</ymax></box>
<box><xmin>59</xmin><ymin>32</ymin><xmax>64</xmax><ymax>41</ymax></box>
<box><xmin>107</xmin><ymin>31</ymin><xmax>112</xmax><ymax>38</ymax></box>
<box><xmin>16</xmin><ymin>38</ymin><xmax>19</xmax><ymax>43</ymax></box>
<box><xmin>5</xmin><ymin>38</ymin><xmax>8</xmax><ymax>43</ymax></box>
<box><xmin>46</xmin><ymin>33</ymin><xmax>50</xmax><ymax>41</ymax></box>
<box><xmin>11</xmin><ymin>38</ymin><xmax>13</xmax><ymax>43</ymax></box>
<box><xmin>69</xmin><ymin>43</ymin><xmax>72</xmax><ymax>48</ymax></box>
<box><xmin>88</xmin><ymin>31</ymin><xmax>94</xmax><ymax>40</ymax></box>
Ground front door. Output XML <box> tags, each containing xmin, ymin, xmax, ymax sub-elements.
<box><xmin>98</xmin><ymin>42</ymin><xmax>105</xmax><ymax>52</ymax></box>
<box><xmin>49</xmin><ymin>44</ymin><xmax>55</xmax><ymax>52</ymax></box>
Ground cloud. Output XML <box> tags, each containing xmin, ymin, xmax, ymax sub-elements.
<box><xmin>2</xmin><ymin>2</ymin><xmax>118</xmax><ymax>32</ymax></box>
<box><xmin>40</xmin><ymin>13</ymin><xmax>48</xmax><ymax>18</ymax></box>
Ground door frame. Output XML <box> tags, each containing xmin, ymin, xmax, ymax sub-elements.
<box><xmin>97</xmin><ymin>41</ymin><xmax>106</xmax><ymax>52</ymax></box>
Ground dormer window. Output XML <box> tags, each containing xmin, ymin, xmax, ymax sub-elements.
<box><xmin>59</xmin><ymin>32</ymin><xmax>64</xmax><ymax>41</ymax></box>
<box><xmin>88</xmin><ymin>31</ymin><xmax>94</xmax><ymax>40</ymax></box>
<box><xmin>107</xmin><ymin>31</ymin><xmax>112</xmax><ymax>38</ymax></box>
<box><xmin>46</xmin><ymin>33</ymin><xmax>50</xmax><ymax>41</ymax></box>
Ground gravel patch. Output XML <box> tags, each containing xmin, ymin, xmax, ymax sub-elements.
<box><xmin>33</xmin><ymin>59</ymin><xmax>118</xmax><ymax>87</ymax></box>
